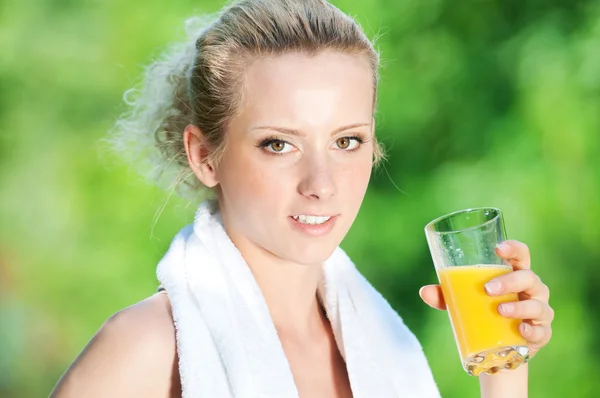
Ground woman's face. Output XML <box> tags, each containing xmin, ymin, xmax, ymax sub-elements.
<box><xmin>215</xmin><ymin>51</ymin><xmax>375</xmax><ymax>265</ymax></box>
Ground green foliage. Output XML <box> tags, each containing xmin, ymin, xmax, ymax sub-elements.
<box><xmin>0</xmin><ymin>0</ymin><xmax>598</xmax><ymax>396</ymax></box>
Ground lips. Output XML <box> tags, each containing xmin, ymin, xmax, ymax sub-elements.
<box><xmin>289</xmin><ymin>214</ymin><xmax>337</xmax><ymax>237</ymax></box>
<box><xmin>291</xmin><ymin>214</ymin><xmax>332</xmax><ymax>225</ymax></box>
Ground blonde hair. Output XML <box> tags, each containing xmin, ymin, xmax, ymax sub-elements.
<box><xmin>110</xmin><ymin>0</ymin><xmax>384</xmax><ymax>199</ymax></box>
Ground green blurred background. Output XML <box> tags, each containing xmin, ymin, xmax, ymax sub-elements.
<box><xmin>1</xmin><ymin>0</ymin><xmax>599</xmax><ymax>396</ymax></box>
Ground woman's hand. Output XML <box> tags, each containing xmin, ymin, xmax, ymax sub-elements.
<box><xmin>419</xmin><ymin>239</ymin><xmax>554</xmax><ymax>359</ymax></box>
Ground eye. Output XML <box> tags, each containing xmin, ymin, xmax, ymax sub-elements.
<box><xmin>258</xmin><ymin>138</ymin><xmax>296</xmax><ymax>154</ymax></box>
<box><xmin>334</xmin><ymin>136</ymin><xmax>362</xmax><ymax>150</ymax></box>
<box><xmin>269</xmin><ymin>141</ymin><xmax>286</xmax><ymax>152</ymax></box>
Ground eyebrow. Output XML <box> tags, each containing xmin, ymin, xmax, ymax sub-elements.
<box><xmin>250</xmin><ymin>122</ymin><xmax>370</xmax><ymax>137</ymax></box>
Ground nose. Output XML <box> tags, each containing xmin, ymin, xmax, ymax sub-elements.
<box><xmin>297</xmin><ymin>157</ymin><xmax>336</xmax><ymax>200</ymax></box>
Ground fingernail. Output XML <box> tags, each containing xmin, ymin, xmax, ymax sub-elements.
<box><xmin>521</xmin><ymin>323</ymin><xmax>531</xmax><ymax>336</ymax></box>
<box><xmin>485</xmin><ymin>279</ymin><xmax>502</xmax><ymax>294</ymax></box>
<box><xmin>499</xmin><ymin>303</ymin><xmax>514</xmax><ymax>314</ymax></box>
<box><xmin>496</xmin><ymin>242</ymin><xmax>510</xmax><ymax>254</ymax></box>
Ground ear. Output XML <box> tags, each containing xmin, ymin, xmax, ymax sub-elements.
<box><xmin>183</xmin><ymin>124</ymin><xmax>219</xmax><ymax>188</ymax></box>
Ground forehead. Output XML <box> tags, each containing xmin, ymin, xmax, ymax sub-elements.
<box><xmin>238</xmin><ymin>51</ymin><xmax>374</xmax><ymax>127</ymax></box>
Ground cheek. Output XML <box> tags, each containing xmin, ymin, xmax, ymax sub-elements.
<box><xmin>338</xmin><ymin>155</ymin><xmax>373</xmax><ymax>198</ymax></box>
<box><xmin>218</xmin><ymin>151</ymin><xmax>289</xmax><ymax>206</ymax></box>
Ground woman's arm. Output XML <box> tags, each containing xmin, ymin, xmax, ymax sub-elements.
<box><xmin>479</xmin><ymin>364</ymin><xmax>528</xmax><ymax>398</ymax></box>
<box><xmin>421</xmin><ymin>240</ymin><xmax>554</xmax><ymax>398</ymax></box>
<box><xmin>50</xmin><ymin>293</ymin><xmax>179</xmax><ymax>398</ymax></box>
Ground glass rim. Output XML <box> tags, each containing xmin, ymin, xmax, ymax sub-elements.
<box><xmin>424</xmin><ymin>207</ymin><xmax>502</xmax><ymax>235</ymax></box>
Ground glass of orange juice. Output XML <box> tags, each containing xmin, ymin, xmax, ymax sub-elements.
<box><xmin>424</xmin><ymin>208</ymin><xmax>529</xmax><ymax>376</ymax></box>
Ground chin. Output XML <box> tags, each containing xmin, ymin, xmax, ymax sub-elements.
<box><xmin>282</xmin><ymin>240</ymin><xmax>339</xmax><ymax>266</ymax></box>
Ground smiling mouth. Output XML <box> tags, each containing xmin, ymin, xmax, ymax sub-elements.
<box><xmin>291</xmin><ymin>215</ymin><xmax>333</xmax><ymax>225</ymax></box>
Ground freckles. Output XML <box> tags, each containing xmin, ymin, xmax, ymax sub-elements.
<box><xmin>337</xmin><ymin>161</ymin><xmax>371</xmax><ymax>191</ymax></box>
<box><xmin>244</xmin><ymin>165</ymin><xmax>285</xmax><ymax>198</ymax></box>
<box><xmin>244</xmin><ymin>168</ymin><xmax>267</xmax><ymax>190</ymax></box>
<box><xmin>221</xmin><ymin>155</ymin><xmax>264</xmax><ymax>196</ymax></box>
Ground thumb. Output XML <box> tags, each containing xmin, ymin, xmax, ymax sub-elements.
<box><xmin>419</xmin><ymin>284</ymin><xmax>447</xmax><ymax>311</ymax></box>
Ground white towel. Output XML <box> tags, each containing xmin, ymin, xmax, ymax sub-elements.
<box><xmin>156</xmin><ymin>201</ymin><xmax>441</xmax><ymax>398</ymax></box>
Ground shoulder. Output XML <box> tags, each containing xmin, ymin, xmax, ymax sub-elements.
<box><xmin>50</xmin><ymin>292</ymin><xmax>181</xmax><ymax>398</ymax></box>
<box><xmin>107</xmin><ymin>290</ymin><xmax>176</xmax><ymax>347</ymax></box>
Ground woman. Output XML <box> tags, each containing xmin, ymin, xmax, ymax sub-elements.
<box><xmin>51</xmin><ymin>0</ymin><xmax>554</xmax><ymax>397</ymax></box>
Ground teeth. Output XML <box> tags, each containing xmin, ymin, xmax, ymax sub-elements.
<box><xmin>293</xmin><ymin>215</ymin><xmax>331</xmax><ymax>225</ymax></box>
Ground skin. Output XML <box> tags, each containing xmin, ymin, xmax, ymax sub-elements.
<box><xmin>50</xmin><ymin>51</ymin><xmax>554</xmax><ymax>398</ymax></box>
<box><xmin>421</xmin><ymin>240</ymin><xmax>554</xmax><ymax>397</ymax></box>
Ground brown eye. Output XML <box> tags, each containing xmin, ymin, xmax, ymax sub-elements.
<box><xmin>336</xmin><ymin>137</ymin><xmax>350</xmax><ymax>149</ymax></box>
<box><xmin>270</xmin><ymin>141</ymin><xmax>285</xmax><ymax>152</ymax></box>
<box><xmin>335</xmin><ymin>136</ymin><xmax>362</xmax><ymax>150</ymax></box>
<box><xmin>259</xmin><ymin>139</ymin><xmax>294</xmax><ymax>154</ymax></box>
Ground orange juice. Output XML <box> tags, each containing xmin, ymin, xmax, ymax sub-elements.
<box><xmin>437</xmin><ymin>265</ymin><xmax>526</xmax><ymax>363</ymax></box>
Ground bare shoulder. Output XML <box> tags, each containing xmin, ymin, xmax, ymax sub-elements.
<box><xmin>50</xmin><ymin>292</ymin><xmax>181</xmax><ymax>398</ymax></box>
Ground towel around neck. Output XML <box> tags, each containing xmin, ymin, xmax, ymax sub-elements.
<box><xmin>156</xmin><ymin>200</ymin><xmax>441</xmax><ymax>398</ymax></box>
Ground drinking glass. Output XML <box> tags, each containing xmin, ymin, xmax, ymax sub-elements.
<box><xmin>425</xmin><ymin>208</ymin><xmax>529</xmax><ymax>376</ymax></box>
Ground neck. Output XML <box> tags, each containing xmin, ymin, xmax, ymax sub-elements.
<box><xmin>223</xmin><ymin>227</ymin><xmax>327</xmax><ymax>338</ymax></box>
<box><xmin>252</xmin><ymin>255</ymin><xmax>327</xmax><ymax>338</ymax></box>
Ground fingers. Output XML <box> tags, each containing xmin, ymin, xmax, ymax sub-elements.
<box><xmin>497</xmin><ymin>299</ymin><xmax>555</xmax><ymax>325</ymax></box>
<box><xmin>485</xmin><ymin>269</ymin><xmax>550</xmax><ymax>301</ymax></box>
<box><xmin>496</xmin><ymin>240</ymin><xmax>531</xmax><ymax>270</ymax></box>
<box><xmin>498</xmin><ymin>297</ymin><xmax>554</xmax><ymax>349</ymax></box>
<box><xmin>520</xmin><ymin>323</ymin><xmax>552</xmax><ymax>346</ymax></box>
<box><xmin>419</xmin><ymin>284</ymin><xmax>446</xmax><ymax>311</ymax></box>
